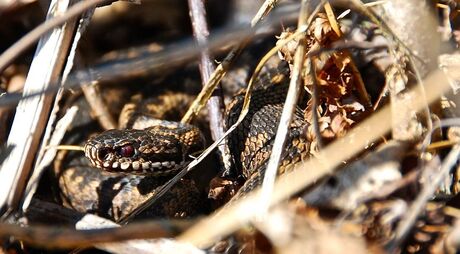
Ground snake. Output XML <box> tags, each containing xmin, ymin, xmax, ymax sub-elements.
<box><xmin>56</xmin><ymin>60</ymin><xmax>312</xmax><ymax>221</ymax></box>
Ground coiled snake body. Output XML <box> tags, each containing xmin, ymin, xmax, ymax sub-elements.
<box><xmin>58</xmin><ymin>63</ymin><xmax>311</xmax><ymax>220</ymax></box>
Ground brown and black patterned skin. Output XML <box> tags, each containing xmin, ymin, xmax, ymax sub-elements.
<box><xmin>56</xmin><ymin>92</ymin><xmax>207</xmax><ymax>221</ymax></box>
<box><xmin>58</xmin><ymin>63</ymin><xmax>312</xmax><ymax>220</ymax></box>
<box><xmin>226</xmin><ymin>82</ymin><xmax>311</xmax><ymax>196</ymax></box>
<box><xmin>83</xmin><ymin>80</ymin><xmax>311</xmax><ymax>197</ymax></box>
<box><xmin>57</xmin><ymin>159</ymin><xmax>203</xmax><ymax>221</ymax></box>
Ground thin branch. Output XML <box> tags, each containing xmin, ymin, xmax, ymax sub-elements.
<box><xmin>308</xmin><ymin>54</ymin><xmax>323</xmax><ymax>148</ymax></box>
<box><xmin>0</xmin><ymin>218</ymin><xmax>192</xmax><ymax>249</ymax></box>
<box><xmin>187</xmin><ymin>0</ymin><xmax>230</xmax><ymax>171</ymax></box>
<box><xmin>82</xmin><ymin>84</ymin><xmax>117</xmax><ymax>130</ymax></box>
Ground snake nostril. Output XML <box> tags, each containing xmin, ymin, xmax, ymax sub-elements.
<box><xmin>97</xmin><ymin>148</ymin><xmax>111</xmax><ymax>161</ymax></box>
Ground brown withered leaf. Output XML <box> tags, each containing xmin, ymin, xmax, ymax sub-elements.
<box><xmin>276</xmin><ymin>29</ymin><xmax>299</xmax><ymax>64</ymax></box>
<box><xmin>312</xmin><ymin>13</ymin><xmax>340</xmax><ymax>46</ymax></box>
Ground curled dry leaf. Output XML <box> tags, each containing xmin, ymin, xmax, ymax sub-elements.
<box><xmin>277</xmin><ymin>13</ymin><xmax>367</xmax><ymax>142</ymax></box>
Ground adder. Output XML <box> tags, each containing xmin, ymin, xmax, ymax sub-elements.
<box><xmin>58</xmin><ymin>60</ymin><xmax>312</xmax><ymax>221</ymax></box>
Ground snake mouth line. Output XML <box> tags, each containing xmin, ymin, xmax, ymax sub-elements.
<box><xmin>85</xmin><ymin>145</ymin><xmax>184</xmax><ymax>175</ymax></box>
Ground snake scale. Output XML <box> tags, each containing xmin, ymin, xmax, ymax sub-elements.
<box><xmin>56</xmin><ymin>60</ymin><xmax>312</xmax><ymax>221</ymax></box>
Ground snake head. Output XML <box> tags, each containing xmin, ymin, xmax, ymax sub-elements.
<box><xmin>84</xmin><ymin>128</ymin><xmax>201</xmax><ymax>175</ymax></box>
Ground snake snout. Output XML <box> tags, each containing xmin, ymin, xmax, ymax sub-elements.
<box><xmin>84</xmin><ymin>143</ymin><xmax>109</xmax><ymax>168</ymax></box>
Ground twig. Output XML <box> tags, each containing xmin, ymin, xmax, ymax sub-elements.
<box><xmin>251</xmin><ymin>0</ymin><xmax>280</xmax><ymax>27</ymax></box>
<box><xmin>21</xmin><ymin>106</ymin><xmax>78</xmax><ymax>211</ymax></box>
<box><xmin>370</xmin><ymin>169</ymin><xmax>419</xmax><ymax>200</ymax></box>
<box><xmin>387</xmin><ymin>144</ymin><xmax>460</xmax><ymax>251</ymax></box>
<box><xmin>258</xmin><ymin>0</ymin><xmax>319</xmax><ymax>214</ymax></box>
<box><xmin>308</xmin><ymin>51</ymin><xmax>323</xmax><ymax>149</ymax></box>
<box><xmin>180</xmin><ymin>0</ymin><xmax>284</xmax><ymax>123</ymax></box>
<box><xmin>177</xmin><ymin>69</ymin><xmax>451</xmax><ymax>248</ymax></box>
<box><xmin>0</xmin><ymin>218</ymin><xmax>193</xmax><ymax>249</ymax></box>
<box><xmin>0</xmin><ymin>0</ymin><xmax>116</xmax><ymax>73</ymax></box>
<box><xmin>420</xmin><ymin>118</ymin><xmax>460</xmax><ymax>156</ymax></box>
<box><xmin>179</xmin><ymin>43</ymin><xmax>246</xmax><ymax>124</ymax></box>
<box><xmin>19</xmin><ymin>199</ymin><xmax>196</xmax><ymax>251</ymax></box>
<box><xmin>75</xmin><ymin>215</ymin><xmax>200</xmax><ymax>254</ymax></box>
<box><xmin>187</xmin><ymin>0</ymin><xmax>230</xmax><ymax>171</ymax></box>
<box><xmin>82</xmin><ymin>83</ymin><xmax>117</xmax><ymax>130</ymax></box>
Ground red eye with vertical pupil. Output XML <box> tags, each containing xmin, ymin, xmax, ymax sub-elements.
<box><xmin>120</xmin><ymin>145</ymin><xmax>134</xmax><ymax>157</ymax></box>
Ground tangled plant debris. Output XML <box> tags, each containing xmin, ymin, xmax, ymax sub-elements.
<box><xmin>0</xmin><ymin>0</ymin><xmax>459</xmax><ymax>253</ymax></box>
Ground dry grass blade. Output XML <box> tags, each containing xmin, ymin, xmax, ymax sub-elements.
<box><xmin>179</xmin><ymin>42</ymin><xmax>245</xmax><ymax>124</ymax></box>
<box><xmin>258</xmin><ymin>0</ymin><xmax>319</xmax><ymax>214</ymax></box>
<box><xmin>251</xmin><ymin>0</ymin><xmax>280</xmax><ymax>26</ymax></box>
<box><xmin>0</xmin><ymin>0</ymin><xmax>82</xmax><ymax>216</ymax></box>
<box><xmin>307</xmin><ymin>56</ymin><xmax>323</xmax><ymax>148</ymax></box>
<box><xmin>177</xmin><ymin>69</ymin><xmax>451</xmax><ymax>248</ymax></box>
<box><xmin>180</xmin><ymin>0</ymin><xmax>284</xmax><ymax>123</ymax></box>
<box><xmin>21</xmin><ymin>106</ymin><xmax>78</xmax><ymax>211</ymax></box>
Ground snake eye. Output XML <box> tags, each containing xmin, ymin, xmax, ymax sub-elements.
<box><xmin>119</xmin><ymin>145</ymin><xmax>135</xmax><ymax>157</ymax></box>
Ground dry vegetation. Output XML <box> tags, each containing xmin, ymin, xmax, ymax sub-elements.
<box><xmin>0</xmin><ymin>0</ymin><xmax>460</xmax><ymax>253</ymax></box>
